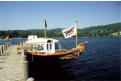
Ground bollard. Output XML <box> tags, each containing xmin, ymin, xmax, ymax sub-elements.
<box><xmin>23</xmin><ymin>61</ymin><xmax>28</xmax><ymax>80</ymax></box>
<box><xmin>23</xmin><ymin>55</ymin><xmax>28</xmax><ymax>80</ymax></box>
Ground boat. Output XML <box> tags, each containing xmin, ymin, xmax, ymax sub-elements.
<box><xmin>17</xmin><ymin>18</ymin><xmax>87</xmax><ymax>66</ymax></box>
<box><xmin>22</xmin><ymin>35</ymin><xmax>86</xmax><ymax>63</ymax></box>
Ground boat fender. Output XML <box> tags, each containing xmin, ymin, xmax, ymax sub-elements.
<box><xmin>26</xmin><ymin>77</ymin><xmax>34</xmax><ymax>81</ymax></box>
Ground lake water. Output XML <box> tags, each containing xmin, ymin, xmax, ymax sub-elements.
<box><xmin>57</xmin><ymin>37</ymin><xmax>120</xmax><ymax>81</ymax></box>
<box><xmin>1</xmin><ymin>37</ymin><xmax>120</xmax><ymax>81</ymax></box>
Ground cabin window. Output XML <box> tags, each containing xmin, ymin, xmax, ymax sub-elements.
<box><xmin>50</xmin><ymin>44</ymin><xmax>52</xmax><ymax>50</ymax></box>
<box><xmin>37</xmin><ymin>45</ymin><xmax>44</xmax><ymax>51</ymax></box>
<box><xmin>47</xmin><ymin>40</ymin><xmax>53</xmax><ymax>51</ymax></box>
<box><xmin>47</xmin><ymin>43</ymin><xmax>52</xmax><ymax>50</ymax></box>
<box><xmin>55</xmin><ymin>43</ymin><xmax>61</xmax><ymax>49</ymax></box>
<box><xmin>47</xmin><ymin>44</ymin><xmax>49</xmax><ymax>50</ymax></box>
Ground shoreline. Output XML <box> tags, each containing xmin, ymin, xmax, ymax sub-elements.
<box><xmin>0</xmin><ymin>36</ymin><xmax>120</xmax><ymax>41</ymax></box>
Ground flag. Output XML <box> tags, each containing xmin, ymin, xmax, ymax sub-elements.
<box><xmin>62</xmin><ymin>24</ymin><xmax>76</xmax><ymax>38</ymax></box>
<box><xmin>4</xmin><ymin>34</ymin><xmax>9</xmax><ymax>40</ymax></box>
<box><xmin>44</xmin><ymin>17</ymin><xmax>47</xmax><ymax>28</ymax></box>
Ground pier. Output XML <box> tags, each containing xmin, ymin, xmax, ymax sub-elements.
<box><xmin>0</xmin><ymin>43</ymin><xmax>29</xmax><ymax>81</ymax></box>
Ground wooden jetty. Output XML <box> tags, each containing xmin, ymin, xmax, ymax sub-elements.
<box><xmin>0</xmin><ymin>44</ymin><xmax>29</xmax><ymax>81</ymax></box>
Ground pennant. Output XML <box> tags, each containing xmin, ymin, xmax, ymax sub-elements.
<box><xmin>44</xmin><ymin>17</ymin><xmax>47</xmax><ymax>28</ymax></box>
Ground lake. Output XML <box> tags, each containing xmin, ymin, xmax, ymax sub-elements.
<box><xmin>1</xmin><ymin>37</ymin><xmax>120</xmax><ymax>81</ymax></box>
<box><xmin>57</xmin><ymin>37</ymin><xmax>120</xmax><ymax>81</ymax></box>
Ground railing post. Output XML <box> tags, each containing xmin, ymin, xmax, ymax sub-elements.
<box><xmin>0</xmin><ymin>46</ymin><xmax>2</xmax><ymax>55</ymax></box>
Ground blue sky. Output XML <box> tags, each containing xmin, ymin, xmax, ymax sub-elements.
<box><xmin>0</xmin><ymin>1</ymin><xmax>120</xmax><ymax>30</ymax></box>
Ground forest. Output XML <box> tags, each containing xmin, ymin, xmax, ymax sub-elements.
<box><xmin>0</xmin><ymin>23</ymin><xmax>121</xmax><ymax>39</ymax></box>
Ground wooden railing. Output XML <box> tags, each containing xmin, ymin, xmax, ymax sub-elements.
<box><xmin>0</xmin><ymin>42</ymin><xmax>11</xmax><ymax>55</ymax></box>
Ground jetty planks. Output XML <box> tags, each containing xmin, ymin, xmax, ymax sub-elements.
<box><xmin>0</xmin><ymin>45</ymin><xmax>27</xmax><ymax>81</ymax></box>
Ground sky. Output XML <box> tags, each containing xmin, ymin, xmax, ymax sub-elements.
<box><xmin>0</xmin><ymin>1</ymin><xmax>120</xmax><ymax>30</ymax></box>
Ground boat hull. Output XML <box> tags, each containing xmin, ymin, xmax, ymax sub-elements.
<box><xmin>25</xmin><ymin>50</ymin><xmax>82</xmax><ymax>66</ymax></box>
<box><xmin>23</xmin><ymin>42</ymin><xmax>86</xmax><ymax>67</ymax></box>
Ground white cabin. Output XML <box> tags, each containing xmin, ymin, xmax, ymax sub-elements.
<box><xmin>25</xmin><ymin>35</ymin><xmax>59</xmax><ymax>54</ymax></box>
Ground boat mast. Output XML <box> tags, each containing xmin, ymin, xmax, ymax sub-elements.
<box><xmin>76</xmin><ymin>21</ymin><xmax>78</xmax><ymax>48</ymax></box>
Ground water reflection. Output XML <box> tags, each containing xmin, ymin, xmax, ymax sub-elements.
<box><xmin>28</xmin><ymin>61</ymin><xmax>76</xmax><ymax>81</ymax></box>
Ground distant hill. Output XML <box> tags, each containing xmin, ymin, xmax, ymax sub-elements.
<box><xmin>78</xmin><ymin>23</ymin><xmax>121</xmax><ymax>37</ymax></box>
<box><xmin>0</xmin><ymin>22</ymin><xmax>121</xmax><ymax>38</ymax></box>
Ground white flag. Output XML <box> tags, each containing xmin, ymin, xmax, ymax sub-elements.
<box><xmin>62</xmin><ymin>25</ymin><xmax>76</xmax><ymax>38</ymax></box>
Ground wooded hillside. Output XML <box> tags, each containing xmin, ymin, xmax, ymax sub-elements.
<box><xmin>0</xmin><ymin>23</ymin><xmax>121</xmax><ymax>38</ymax></box>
